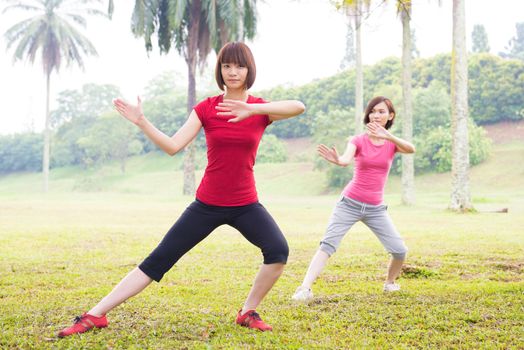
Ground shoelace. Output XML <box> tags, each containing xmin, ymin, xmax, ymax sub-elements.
<box><xmin>73</xmin><ymin>316</ymin><xmax>83</xmax><ymax>324</ymax></box>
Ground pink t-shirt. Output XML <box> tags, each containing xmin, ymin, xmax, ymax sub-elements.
<box><xmin>342</xmin><ymin>133</ymin><xmax>398</xmax><ymax>205</ymax></box>
<box><xmin>194</xmin><ymin>94</ymin><xmax>270</xmax><ymax>206</ymax></box>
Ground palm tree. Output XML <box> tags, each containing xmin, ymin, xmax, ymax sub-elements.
<box><xmin>450</xmin><ymin>0</ymin><xmax>472</xmax><ymax>211</ymax></box>
<box><xmin>131</xmin><ymin>0</ymin><xmax>257</xmax><ymax>195</ymax></box>
<box><xmin>2</xmin><ymin>0</ymin><xmax>106</xmax><ymax>192</ymax></box>
<box><xmin>336</xmin><ymin>0</ymin><xmax>371</xmax><ymax>134</ymax></box>
<box><xmin>397</xmin><ymin>0</ymin><xmax>415</xmax><ymax>205</ymax></box>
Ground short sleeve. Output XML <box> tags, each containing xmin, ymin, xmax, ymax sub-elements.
<box><xmin>392</xmin><ymin>142</ymin><xmax>400</xmax><ymax>154</ymax></box>
<box><xmin>193</xmin><ymin>98</ymin><xmax>210</xmax><ymax>125</ymax></box>
<box><xmin>349</xmin><ymin>135</ymin><xmax>362</xmax><ymax>156</ymax></box>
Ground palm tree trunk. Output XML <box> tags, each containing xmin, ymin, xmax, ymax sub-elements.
<box><xmin>183</xmin><ymin>62</ymin><xmax>197</xmax><ymax>196</ymax></box>
<box><xmin>354</xmin><ymin>1</ymin><xmax>363</xmax><ymax>134</ymax></box>
<box><xmin>450</xmin><ymin>0</ymin><xmax>472</xmax><ymax>211</ymax></box>
<box><xmin>401</xmin><ymin>8</ymin><xmax>415</xmax><ymax>205</ymax></box>
<box><xmin>182</xmin><ymin>0</ymin><xmax>201</xmax><ymax>196</ymax></box>
<box><xmin>43</xmin><ymin>71</ymin><xmax>51</xmax><ymax>193</ymax></box>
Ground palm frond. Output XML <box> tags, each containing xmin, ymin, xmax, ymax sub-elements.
<box><xmin>64</xmin><ymin>13</ymin><xmax>87</xmax><ymax>27</ymax></box>
<box><xmin>131</xmin><ymin>0</ymin><xmax>146</xmax><ymax>36</ymax></box>
<box><xmin>4</xmin><ymin>16</ymin><xmax>42</xmax><ymax>49</ymax></box>
<box><xmin>132</xmin><ymin>0</ymin><xmax>161</xmax><ymax>52</ymax></box>
<box><xmin>173</xmin><ymin>0</ymin><xmax>188</xmax><ymax>28</ymax></box>
<box><xmin>204</xmin><ymin>0</ymin><xmax>218</xmax><ymax>47</ymax></box>
<box><xmin>157</xmin><ymin>0</ymin><xmax>173</xmax><ymax>53</ymax></box>
<box><xmin>2</xmin><ymin>3</ymin><xmax>43</xmax><ymax>14</ymax></box>
<box><xmin>242</xmin><ymin>0</ymin><xmax>256</xmax><ymax>40</ymax></box>
<box><xmin>197</xmin><ymin>13</ymin><xmax>212</xmax><ymax>70</ymax></box>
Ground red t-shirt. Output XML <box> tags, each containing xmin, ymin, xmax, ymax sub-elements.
<box><xmin>193</xmin><ymin>94</ymin><xmax>270</xmax><ymax>206</ymax></box>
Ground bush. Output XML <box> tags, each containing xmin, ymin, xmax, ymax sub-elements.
<box><xmin>312</xmin><ymin>109</ymin><xmax>356</xmax><ymax>188</ymax></box>
<box><xmin>0</xmin><ymin>133</ymin><xmax>43</xmax><ymax>173</ymax></box>
<box><xmin>414</xmin><ymin>120</ymin><xmax>492</xmax><ymax>173</ymax></box>
<box><xmin>256</xmin><ymin>134</ymin><xmax>288</xmax><ymax>163</ymax></box>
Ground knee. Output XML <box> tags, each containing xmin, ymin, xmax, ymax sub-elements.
<box><xmin>263</xmin><ymin>240</ymin><xmax>289</xmax><ymax>264</ymax></box>
<box><xmin>390</xmin><ymin>246</ymin><xmax>408</xmax><ymax>260</ymax></box>
<box><xmin>391</xmin><ymin>252</ymin><xmax>406</xmax><ymax>260</ymax></box>
<box><xmin>319</xmin><ymin>241</ymin><xmax>336</xmax><ymax>257</ymax></box>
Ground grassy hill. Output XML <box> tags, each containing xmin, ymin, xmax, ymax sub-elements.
<box><xmin>0</xmin><ymin>122</ymin><xmax>522</xmax><ymax>206</ymax></box>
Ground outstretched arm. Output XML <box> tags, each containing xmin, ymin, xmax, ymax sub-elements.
<box><xmin>216</xmin><ymin>99</ymin><xmax>305</xmax><ymax>123</ymax></box>
<box><xmin>113</xmin><ymin>97</ymin><xmax>202</xmax><ymax>156</ymax></box>
<box><xmin>366</xmin><ymin>122</ymin><xmax>416</xmax><ymax>154</ymax></box>
<box><xmin>317</xmin><ymin>141</ymin><xmax>356</xmax><ymax>167</ymax></box>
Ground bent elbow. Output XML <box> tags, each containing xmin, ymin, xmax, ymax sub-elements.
<box><xmin>167</xmin><ymin>146</ymin><xmax>180</xmax><ymax>156</ymax></box>
<box><xmin>297</xmin><ymin>102</ymin><xmax>306</xmax><ymax>115</ymax></box>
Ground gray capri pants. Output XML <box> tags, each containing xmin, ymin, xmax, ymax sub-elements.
<box><xmin>319</xmin><ymin>196</ymin><xmax>408</xmax><ymax>259</ymax></box>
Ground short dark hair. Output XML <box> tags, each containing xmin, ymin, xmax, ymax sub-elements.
<box><xmin>363</xmin><ymin>96</ymin><xmax>396</xmax><ymax>130</ymax></box>
<box><xmin>215</xmin><ymin>42</ymin><xmax>256</xmax><ymax>91</ymax></box>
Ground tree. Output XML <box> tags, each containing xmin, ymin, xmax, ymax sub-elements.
<box><xmin>51</xmin><ymin>84</ymin><xmax>121</xmax><ymax>128</ymax></box>
<box><xmin>76</xmin><ymin>113</ymin><xmax>143</xmax><ymax>173</ymax></box>
<box><xmin>51</xmin><ymin>84</ymin><xmax>121</xmax><ymax>167</ymax></box>
<box><xmin>500</xmin><ymin>22</ymin><xmax>524</xmax><ymax>61</ymax></box>
<box><xmin>411</xmin><ymin>28</ymin><xmax>420</xmax><ymax>58</ymax></box>
<box><xmin>450</xmin><ymin>0</ymin><xmax>472</xmax><ymax>212</ymax></box>
<box><xmin>471</xmin><ymin>24</ymin><xmax>490</xmax><ymax>53</ymax></box>
<box><xmin>397</xmin><ymin>0</ymin><xmax>415</xmax><ymax>205</ymax></box>
<box><xmin>131</xmin><ymin>0</ymin><xmax>257</xmax><ymax>195</ymax></box>
<box><xmin>2</xmin><ymin>0</ymin><xmax>106</xmax><ymax>192</ymax></box>
<box><xmin>339</xmin><ymin>17</ymin><xmax>356</xmax><ymax>71</ymax></box>
<box><xmin>335</xmin><ymin>0</ymin><xmax>371</xmax><ymax>135</ymax></box>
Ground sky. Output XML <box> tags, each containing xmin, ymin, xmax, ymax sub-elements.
<box><xmin>0</xmin><ymin>0</ymin><xmax>523</xmax><ymax>135</ymax></box>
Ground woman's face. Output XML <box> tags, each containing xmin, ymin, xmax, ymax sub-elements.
<box><xmin>221</xmin><ymin>62</ymin><xmax>248</xmax><ymax>90</ymax></box>
<box><xmin>368</xmin><ymin>101</ymin><xmax>393</xmax><ymax>127</ymax></box>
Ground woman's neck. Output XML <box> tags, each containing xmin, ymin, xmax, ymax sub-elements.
<box><xmin>223</xmin><ymin>88</ymin><xmax>248</xmax><ymax>101</ymax></box>
<box><xmin>367</xmin><ymin>134</ymin><xmax>385</xmax><ymax>145</ymax></box>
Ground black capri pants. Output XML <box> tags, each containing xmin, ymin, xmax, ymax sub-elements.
<box><xmin>139</xmin><ymin>199</ymin><xmax>289</xmax><ymax>282</ymax></box>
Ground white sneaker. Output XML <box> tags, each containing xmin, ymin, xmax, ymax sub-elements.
<box><xmin>383</xmin><ymin>282</ymin><xmax>401</xmax><ymax>292</ymax></box>
<box><xmin>292</xmin><ymin>286</ymin><xmax>313</xmax><ymax>302</ymax></box>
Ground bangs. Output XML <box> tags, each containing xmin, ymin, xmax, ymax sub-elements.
<box><xmin>218</xmin><ymin>43</ymin><xmax>249</xmax><ymax>66</ymax></box>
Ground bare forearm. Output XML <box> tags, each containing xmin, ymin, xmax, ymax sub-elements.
<box><xmin>136</xmin><ymin>117</ymin><xmax>181</xmax><ymax>156</ymax></box>
<box><xmin>387</xmin><ymin>134</ymin><xmax>416</xmax><ymax>153</ymax></box>
<box><xmin>337</xmin><ymin>155</ymin><xmax>353</xmax><ymax>167</ymax></box>
<box><xmin>252</xmin><ymin>101</ymin><xmax>305</xmax><ymax>120</ymax></box>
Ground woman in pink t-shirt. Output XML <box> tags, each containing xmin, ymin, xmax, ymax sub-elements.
<box><xmin>58</xmin><ymin>42</ymin><xmax>305</xmax><ymax>337</ymax></box>
<box><xmin>293</xmin><ymin>96</ymin><xmax>415</xmax><ymax>302</ymax></box>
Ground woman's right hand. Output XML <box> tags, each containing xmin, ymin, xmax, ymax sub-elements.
<box><xmin>317</xmin><ymin>144</ymin><xmax>341</xmax><ymax>165</ymax></box>
<box><xmin>113</xmin><ymin>96</ymin><xmax>145</xmax><ymax>126</ymax></box>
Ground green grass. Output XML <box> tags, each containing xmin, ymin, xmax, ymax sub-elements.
<box><xmin>0</xmin><ymin>141</ymin><xmax>523</xmax><ymax>349</ymax></box>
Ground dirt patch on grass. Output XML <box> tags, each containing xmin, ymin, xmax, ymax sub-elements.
<box><xmin>483</xmin><ymin>120</ymin><xmax>524</xmax><ymax>144</ymax></box>
<box><xmin>284</xmin><ymin>137</ymin><xmax>315</xmax><ymax>161</ymax></box>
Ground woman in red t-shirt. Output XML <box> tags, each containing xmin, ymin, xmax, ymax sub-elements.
<box><xmin>58</xmin><ymin>42</ymin><xmax>305</xmax><ymax>337</ymax></box>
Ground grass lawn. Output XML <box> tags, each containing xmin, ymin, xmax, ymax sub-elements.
<box><xmin>0</xmin><ymin>142</ymin><xmax>523</xmax><ymax>349</ymax></box>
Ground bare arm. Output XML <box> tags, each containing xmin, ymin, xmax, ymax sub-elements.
<box><xmin>366</xmin><ymin>122</ymin><xmax>416</xmax><ymax>154</ymax></box>
<box><xmin>318</xmin><ymin>141</ymin><xmax>357</xmax><ymax>167</ymax></box>
<box><xmin>113</xmin><ymin>97</ymin><xmax>202</xmax><ymax>156</ymax></box>
<box><xmin>215</xmin><ymin>99</ymin><xmax>305</xmax><ymax>123</ymax></box>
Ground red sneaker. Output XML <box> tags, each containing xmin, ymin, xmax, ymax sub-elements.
<box><xmin>235</xmin><ymin>309</ymin><xmax>273</xmax><ymax>331</ymax></box>
<box><xmin>58</xmin><ymin>313</ymin><xmax>108</xmax><ymax>337</ymax></box>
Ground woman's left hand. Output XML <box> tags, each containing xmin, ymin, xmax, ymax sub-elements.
<box><xmin>216</xmin><ymin>99</ymin><xmax>254</xmax><ymax>123</ymax></box>
<box><xmin>366</xmin><ymin>122</ymin><xmax>392</xmax><ymax>140</ymax></box>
